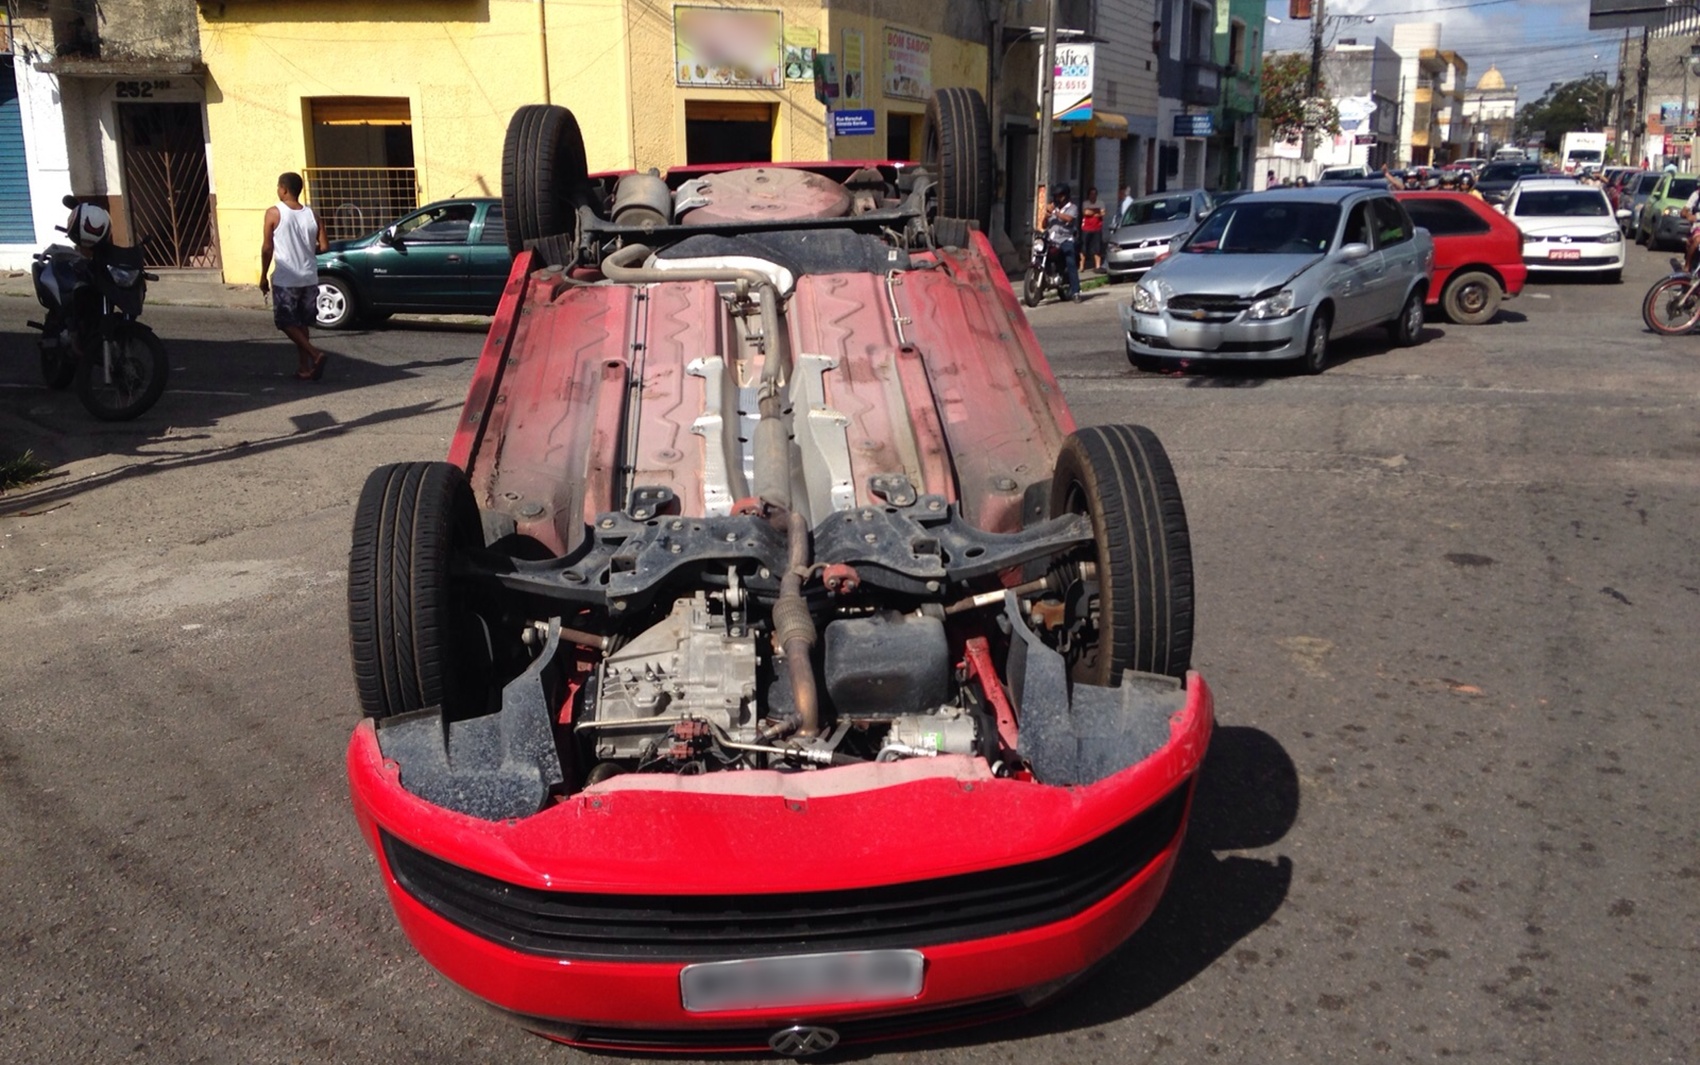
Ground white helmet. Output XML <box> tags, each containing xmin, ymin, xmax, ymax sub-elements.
<box><xmin>68</xmin><ymin>203</ymin><xmax>112</xmax><ymax>248</ymax></box>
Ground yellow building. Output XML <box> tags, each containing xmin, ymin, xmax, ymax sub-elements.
<box><xmin>198</xmin><ymin>1</ymin><xmax>988</xmax><ymax>283</ymax></box>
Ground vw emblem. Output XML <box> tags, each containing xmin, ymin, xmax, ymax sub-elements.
<box><xmin>769</xmin><ymin>1024</ymin><xmax>840</xmax><ymax>1057</ymax></box>
<box><xmin>1558</xmin><ymin>235</ymin><xmax>1572</xmax><ymax>244</ymax></box>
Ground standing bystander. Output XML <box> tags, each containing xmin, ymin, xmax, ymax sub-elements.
<box><xmin>1080</xmin><ymin>187</ymin><xmax>1105</xmax><ymax>272</ymax></box>
<box><xmin>259</xmin><ymin>172</ymin><xmax>330</xmax><ymax>381</ymax></box>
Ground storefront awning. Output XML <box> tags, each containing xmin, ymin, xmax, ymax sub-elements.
<box><xmin>1071</xmin><ymin>112</ymin><xmax>1129</xmax><ymax>139</ymax></box>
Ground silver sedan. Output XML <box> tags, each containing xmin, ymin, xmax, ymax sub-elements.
<box><xmin>1123</xmin><ymin>187</ymin><xmax>1434</xmax><ymax>374</ymax></box>
<box><xmin>1103</xmin><ymin>190</ymin><xmax>1213</xmax><ymax>280</ymax></box>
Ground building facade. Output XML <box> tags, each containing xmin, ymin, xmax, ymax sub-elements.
<box><xmin>1390</xmin><ymin>23</ymin><xmax>1450</xmax><ymax>167</ymax></box>
<box><xmin>3</xmin><ymin>0</ymin><xmax>215</xmax><ymax>271</ymax></box>
<box><xmin>1253</xmin><ymin>39</ymin><xmax>1397</xmax><ymax>185</ymax></box>
<box><xmin>197</xmin><ymin>1</ymin><xmax>990</xmax><ymax>284</ymax></box>
<box><xmin>1616</xmin><ymin>17</ymin><xmax>1700</xmax><ymax>168</ymax></box>
<box><xmin>1205</xmin><ymin>0</ymin><xmax>1266</xmax><ymax>191</ymax></box>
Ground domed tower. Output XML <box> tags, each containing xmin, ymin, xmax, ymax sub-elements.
<box><xmin>1467</xmin><ymin>66</ymin><xmax>1517</xmax><ymax>155</ymax></box>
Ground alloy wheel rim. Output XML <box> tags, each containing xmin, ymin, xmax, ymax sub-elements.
<box><xmin>317</xmin><ymin>285</ymin><xmax>345</xmax><ymax>325</ymax></box>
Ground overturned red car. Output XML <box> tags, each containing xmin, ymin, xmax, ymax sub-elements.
<box><xmin>345</xmin><ymin>88</ymin><xmax>1212</xmax><ymax>1057</ymax></box>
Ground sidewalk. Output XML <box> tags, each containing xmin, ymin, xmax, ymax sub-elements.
<box><xmin>0</xmin><ymin>268</ymin><xmax>264</xmax><ymax>312</ymax></box>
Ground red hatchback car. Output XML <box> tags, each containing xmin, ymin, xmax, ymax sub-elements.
<box><xmin>345</xmin><ymin>88</ymin><xmax>1211</xmax><ymax>1058</ymax></box>
<box><xmin>1396</xmin><ymin>191</ymin><xmax>1527</xmax><ymax>324</ymax></box>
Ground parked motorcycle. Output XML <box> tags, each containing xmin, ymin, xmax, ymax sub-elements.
<box><xmin>1023</xmin><ymin>233</ymin><xmax>1070</xmax><ymax>307</ymax></box>
<box><xmin>28</xmin><ymin>195</ymin><xmax>168</xmax><ymax>421</ymax></box>
<box><xmin>1642</xmin><ymin>255</ymin><xmax>1700</xmax><ymax>336</ymax></box>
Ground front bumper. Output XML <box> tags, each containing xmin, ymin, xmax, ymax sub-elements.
<box><xmin>348</xmin><ymin>674</ymin><xmax>1214</xmax><ymax>1051</ymax></box>
<box><xmin>1653</xmin><ymin>214</ymin><xmax>1692</xmax><ymax>244</ymax></box>
<box><xmin>1124</xmin><ymin>305</ymin><xmax>1307</xmax><ymax>361</ymax></box>
<box><xmin>1104</xmin><ymin>243</ymin><xmax>1168</xmax><ymax>278</ymax></box>
<box><xmin>1522</xmin><ymin>239</ymin><xmax>1624</xmax><ymax>272</ymax></box>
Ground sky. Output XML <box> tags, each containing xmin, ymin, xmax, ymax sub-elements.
<box><xmin>1262</xmin><ymin>0</ymin><xmax>1630</xmax><ymax>108</ymax></box>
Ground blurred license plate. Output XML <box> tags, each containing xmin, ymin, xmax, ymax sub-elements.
<box><xmin>680</xmin><ymin>950</ymin><xmax>924</xmax><ymax>1013</ymax></box>
<box><xmin>1548</xmin><ymin>249</ymin><xmax>1582</xmax><ymax>260</ymax></box>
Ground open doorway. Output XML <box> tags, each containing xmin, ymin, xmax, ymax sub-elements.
<box><xmin>886</xmin><ymin>112</ymin><xmax>922</xmax><ymax>161</ymax></box>
<box><xmin>685</xmin><ymin>101</ymin><xmax>774</xmax><ymax>164</ymax></box>
<box><xmin>304</xmin><ymin>97</ymin><xmax>417</xmax><ymax>241</ymax></box>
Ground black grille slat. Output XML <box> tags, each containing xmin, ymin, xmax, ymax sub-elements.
<box><xmin>383</xmin><ymin>784</ymin><xmax>1189</xmax><ymax>960</ymax></box>
<box><xmin>1167</xmin><ymin>293</ymin><xmax>1252</xmax><ymax>312</ymax></box>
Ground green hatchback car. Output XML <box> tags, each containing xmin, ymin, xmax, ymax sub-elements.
<box><xmin>314</xmin><ymin>198</ymin><xmax>512</xmax><ymax>328</ymax></box>
<box><xmin>1633</xmin><ymin>172</ymin><xmax>1698</xmax><ymax>251</ymax></box>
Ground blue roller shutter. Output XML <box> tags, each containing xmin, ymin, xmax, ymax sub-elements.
<box><xmin>0</xmin><ymin>60</ymin><xmax>35</xmax><ymax>243</ymax></box>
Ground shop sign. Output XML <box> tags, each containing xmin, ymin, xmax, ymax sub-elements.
<box><xmin>1048</xmin><ymin>43</ymin><xmax>1094</xmax><ymax>122</ymax></box>
<box><xmin>1660</xmin><ymin>101</ymin><xmax>1696</xmax><ymax>126</ymax></box>
<box><xmin>784</xmin><ymin>26</ymin><xmax>818</xmax><ymax>81</ymax></box>
<box><xmin>831</xmin><ymin>109</ymin><xmax>877</xmax><ymax>136</ymax></box>
<box><xmin>883</xmin><ymin>27</ymin><xmax>932</xmax><ymax>100</ymax></box>
<box><xmin>1174</xmin><ymin>113</ymin><xmax>1214</xmax><ymax>137</ymax></box>
<box><xmin>674</xmin><ymin>6</ymin><xmax>783</xmax><ymax>89</ymax></box>
<box><xmin>1354</xmin><ymin>133</ymin><xmax>1377</xmax><ymax>145</ymax></box>
<box><xmin>814</xmin><ymin>53</ymin><xmax>839</xmax><ymax>104</ymax></box>
<box><xmin>841</xmin><ymin>28</ymin><xmax>865</xmax><ymax>102</ymax></box>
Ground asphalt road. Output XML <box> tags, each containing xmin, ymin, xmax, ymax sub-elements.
<box><xmin>1</xmin><ymin>245</ymin><xmax>1696</xmax><ymax>1065</ymax></box>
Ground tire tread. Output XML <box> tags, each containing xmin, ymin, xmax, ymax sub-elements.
<box><xmin>1050</xmin><ymin>425</ymin><xmax>1194</xmax><ymax>682</ymax></box>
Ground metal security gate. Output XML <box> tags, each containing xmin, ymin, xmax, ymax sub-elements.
<box><xmin>0</xmin><ymin>60</ymin><xmax>34</xmax><ymax>243</ymax></box>
<box><xmin>117</xmin><ymin>102</ymin><xmax>218</xmax><ymax>268</ymax></box>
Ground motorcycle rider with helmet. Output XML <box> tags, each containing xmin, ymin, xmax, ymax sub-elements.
<box><xmin>1042</xmin><ymin>183</ymin><xmax>1081</xmax><ymax>302</ymax></box>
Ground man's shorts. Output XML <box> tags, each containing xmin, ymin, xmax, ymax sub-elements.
<box><xmin>272</xmin><ymin>284</ymin><xmax>317</xmax><ymax>330</ymax></box>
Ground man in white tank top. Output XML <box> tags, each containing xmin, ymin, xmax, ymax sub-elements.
<box><xmin>259</xmin><ymin>172</ymin><xmax>330</xmax><ymax>380</ymax></box>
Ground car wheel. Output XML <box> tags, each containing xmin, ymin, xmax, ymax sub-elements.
<box><xmin>922</xmin><ymin>88</ymin><xmax>993</xmax><ymax>233</ymax></box>
<box><xmin>315</xmin><ymin>276</ymin><xmax>359</xmax><ymax>329</ymax></box>
<box><xmin>1440</xmin><ymin>270</ymin><xmax>1501</xmax><ymax>325</ymax></box>
<box><xmin>1388</xmin><ymin>288</ymin><xmax>1425</xmax><ymax>347</ymax></box>
<box><xmin>1299</xmin><ymin>308</ymin><xmax>1331</xmax><ymax>374</ymax></box>
<box><xmin>1023</xmin><ymin>267</ymin><xmax>1045</xmax><ymax>307</ymax></box>
<box><xmin>1048</xmin><ymin>425</ymin><xmax>1194</xmax><ymax>683</ymax></box>
<box><xmin>347</xmin><ymin>461</ymin><xmax>491</xmax><ymax>720</ymax></box>
<box><xmin>501</xmin><ymin>104</ymin><xmax>590</xmax><ymax>257</ymax></box>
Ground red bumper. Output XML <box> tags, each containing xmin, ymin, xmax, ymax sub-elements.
<box><xmin>346</xmin><ymin>674</ymin><xmax>1213</xmax><ymax>1051</ymax></box>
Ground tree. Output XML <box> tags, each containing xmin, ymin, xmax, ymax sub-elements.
<box><xmin>1262</xmin><ymin>52</ymin><xmax>1341</xmax><ymax>144</ymax></box>
<box><xmin>1515</xmin><ymin>73</ymin><xmax>1614</xmax><ymax>152</ymax></box>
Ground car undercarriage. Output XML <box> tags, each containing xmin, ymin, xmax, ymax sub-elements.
<box><xmin>345</xmin><ymin>88</ymin><xmax>1209</xmax><ymax>1054</ymax></box>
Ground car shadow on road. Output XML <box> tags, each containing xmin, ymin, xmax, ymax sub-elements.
<box><xmin>830</xmin><ymin>725</ymin><xmax>1298</xmax><ymax>1060</ymax></box>
<box><xmin>0</xmin><ymin>326</ymin><xmax>467</xmax><ymax>513</ymax></box>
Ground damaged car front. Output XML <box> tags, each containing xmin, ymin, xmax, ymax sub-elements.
<box><xmin>344</xmin><ymin>88</ymin><xmax>1213</xmax><ymax>1056</ymax></box>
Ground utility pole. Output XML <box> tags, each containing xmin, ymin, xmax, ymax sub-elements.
<box><xmin>1034</xmin><ymin>0</ymin><xmax>1059</xmax><ymax>232</ymax></box>
<box><xmin>1635</xmin><ymin>26</ymin><xmax>1650</xmax><ymax>165</ymax></box>
<box><xmin>1615</xmin><ymin>28</ymin><xmax>1629</xmax><ymax>161</ymax></box>
<box><xmin>1303</xmin><ymin>0</ymin><xmax>1326</xmax><ymax>163</ymax></box>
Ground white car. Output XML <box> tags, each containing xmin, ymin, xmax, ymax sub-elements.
<box><xmin>1504</xmin><ymin>178</ymin><xmax>1624</xmax><ymax>283</ymax></box>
